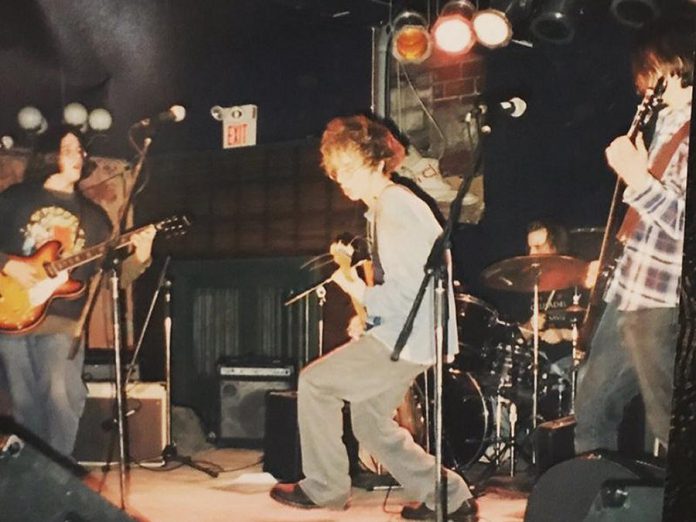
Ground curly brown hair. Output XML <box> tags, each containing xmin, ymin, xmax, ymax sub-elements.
<box><xmin>320</xmin><ymin>115</ymin><xmax>405</xmax><ymax>179</ymax></box>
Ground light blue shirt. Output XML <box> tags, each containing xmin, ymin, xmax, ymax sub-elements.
<box><xmin>362</xmin><ymin>184</ymin><xmax>459</xmax><ymax>365</ymax></box>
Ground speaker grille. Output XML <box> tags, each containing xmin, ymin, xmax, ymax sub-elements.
<box><xmin>218</xmin><ymin>372</ymin><xmax>293</xmax><ymax>445</ymax></box>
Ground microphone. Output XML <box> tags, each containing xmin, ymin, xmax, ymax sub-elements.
<box><xmin>492</xmin><ymin>97</ymin><xmax>527</xmax><ymax>118</ymax></box>
<box><xmin>136</xmin><ymin>105</ymin><xmax>186</xmax><ymax>127</ymax></box>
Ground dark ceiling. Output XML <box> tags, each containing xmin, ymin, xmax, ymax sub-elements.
<box><xmin>0</xmin><ymin>0</ymin><xmax>400</xmax><ymax>158</ymax></box>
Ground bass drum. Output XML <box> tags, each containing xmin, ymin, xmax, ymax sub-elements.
<box><xmin>358</xmin><ymin>383</ymin><xmax>428</xmax><ymax>474</ymax></box>
<box><xmin>441</xmin><ymin>368</ymin><xmax>493</xmax><ymax>470</ymax></box>
<box><xmin>360</xmin><ymin>370</ymin><xmax>493</xmax><ymax>474</ymax></box>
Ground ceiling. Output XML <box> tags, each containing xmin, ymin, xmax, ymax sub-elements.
<box><xmin>0</xmin><ymin>0</ymin><xmax>400</xmax><ymax>158</ymax></box>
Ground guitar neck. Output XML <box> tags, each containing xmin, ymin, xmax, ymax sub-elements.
<box><xmin>49</xmin><ymin>226</ymin><xmax>147</xmax><ymax>274</ymax></box>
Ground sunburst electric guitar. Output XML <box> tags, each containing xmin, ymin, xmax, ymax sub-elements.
<box><xmin>0</xmin><ymin>214</ymin><xmax>190</xmax><ymax>334</ymax></box>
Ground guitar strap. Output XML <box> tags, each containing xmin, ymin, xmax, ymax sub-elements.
<box><xmin>616</xmin><ymin>119</ymin><xmax>691</xmax><ymax>242</ymax></box>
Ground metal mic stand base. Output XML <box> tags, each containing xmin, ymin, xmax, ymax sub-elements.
<box><xmin>161</xmin><ymin>443</ymin><xmax>219</xmax><ymax>478</ymax></box>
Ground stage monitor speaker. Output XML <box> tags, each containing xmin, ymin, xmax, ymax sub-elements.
<box><xmin>0</xmin><ymin>419</ymin><xmax>137</xmax><ymax>522</ymax></box>
<box><xmin>73</xmin><ymin>381</ymin><xmax>167</xmax><ymax>465</ymax></box>
<box><xmin>217</xmin><ymin>362</ymin><xmax>295</xmax><ymax>446</ymax></box>
<box><xmin>524</xmin><ymin>451</ymin><xmax>665</xmax><ymax>522</ymax></box>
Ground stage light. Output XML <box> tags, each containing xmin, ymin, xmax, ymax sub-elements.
<box><xmin>529</xmin><ymin>0</ymin><xmax>579</xmax><ymax>45</ymax></box>
<box><xmin>473</xmin><ymin>0</ymin><xmax>532</xmax><ymax>49</ymax></box>
<box><xmin>0</xmin><ymin>136</ymin><xmax>14</xmax><ymax>150</ymax></box>
<box><xmin>472</xmin><ymin>9</ymin><xmax>512</xmax><ymax>49</ymax></box>
<box><xmin>17</xmin><ymin>106</ymin><xmax>47</xmax><ymax>134</ymax></box>
<box><xmin>88</xmin><ymin>108</ymin><xmax>113</xmax><ymax>132</ymax></box>
<box><xmin>210</xmin><ymin>105</ymin><xmax>224</xmax><ymax>121</ymax></box>
<box><xmin>432</xmin><ymin>0</ymin><xmax>476</xmax><ymax>55</ymax></box>
<box><xmin>391</xmin><ymin>11</ymin><xmax>432</xmax><ymax>64</ymax></box>
<box><xmin>610</xmin><ymin>0</ymin><xmax>659</xmax><ymax>28</ymax></box>
<box><xmin>63</xmin><ymin>102</ymin><xmax>88</xmax><ymax>128</ymax></box>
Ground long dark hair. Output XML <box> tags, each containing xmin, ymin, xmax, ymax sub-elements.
<box><xmin>24</xmin><ymin>125</ymin><xmax>94</xmax><ymax>183</ymax></box>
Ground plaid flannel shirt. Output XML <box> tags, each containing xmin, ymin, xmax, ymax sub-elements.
<box><xmin>604</xmin><ymin>101</ymin><xmax>691</xmax><ymax>311</ymax></box>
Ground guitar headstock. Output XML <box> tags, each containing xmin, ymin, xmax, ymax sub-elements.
<box><xmin>635</xmin><ymin>77</ymin><xmax>667</xmax><ymax>133</ymax></box>
<box><xmin>154</xmin><ymin>214</ymin><xmax>192</xmax><ymax>238</ymax></box>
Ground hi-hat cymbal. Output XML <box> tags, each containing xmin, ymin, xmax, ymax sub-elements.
<box><xmin>481</xmin><ymin>254</ymin><xmax>588</xmax><ymax>293</ymax></box>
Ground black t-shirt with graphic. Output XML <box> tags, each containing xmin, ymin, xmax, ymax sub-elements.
<box><xmin>0</xmin><ymin>182</ymin><xmax>112</xmax><ymax>321</ymax></box>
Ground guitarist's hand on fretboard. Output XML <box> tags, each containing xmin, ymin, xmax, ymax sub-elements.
<box><xmin>130</xmin><ymin>225</ymin><xmax>157</xmax><ymax>263</ymax></box>
<box><xmin>329</xmin><ymin>241</ymin><xmax>367</xmax><ymax>303</ymax></box>
<box><xmin>605</xmin><ymin>131</ymin><xmax>652</xmax><ymax>191</ymax></box>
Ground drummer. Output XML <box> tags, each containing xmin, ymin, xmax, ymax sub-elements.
<box><xmin>519</xmin><ymin>220</ymin><xmax>585</xmax><ymax>371</ymax></box>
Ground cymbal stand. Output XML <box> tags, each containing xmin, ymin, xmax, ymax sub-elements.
<box><xmin>569</xmin><ymin>291</ymin><xmax>583</xmax><ymax>414</ymax></box>
<box><xmin>531</xmin><ymin>271</ymin><xmax>541</xmax><ymax>433</ymax></box>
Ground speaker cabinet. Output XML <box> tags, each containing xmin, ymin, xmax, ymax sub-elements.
<box><xmin>263</xmin><ymin>390</ymin><xmax>302</xmax><ymax>482</ymax></box>
<box><xmin>217</xmin><ymin>362</ymin><xmax>294</xmax><ymax>446</ymax></box>
<box><xmin>524</xmin><ymin>451</ymin><xmax>665</xmax><ymax>522</ymax></box>
<box><xmin>73</xmin><ymin>381</ymin><xmax>167</xmax><ymax>465</ymax></box>
<box><xmin>534</xmin><ymin>414</ymin><xmax>576</xmax><ymax>475</ymax></box>
<box><xmin>0</xmin><ymin>420</ymin><xmax>137</xmax><ymax>522</ymax></box>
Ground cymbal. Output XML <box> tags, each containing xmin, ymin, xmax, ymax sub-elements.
<box><xmin>481</xmin><ymin>254</ymin><xmax>588</xmax><ymax>293</ymax></box>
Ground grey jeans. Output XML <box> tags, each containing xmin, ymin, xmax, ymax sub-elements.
<box><xmin>297</xmin><ymin>334</ymin><xmax>472</xmax><ymax>509</ymax></box>
<box><xmin>0</xmin><ymin>333</ymin><xmax>86</xmax><ymax>455</ymax></box>
<box><xmin>574</xmin><ymin>303</ymin><xmax>678</xmax><ymax>453</ymax></box>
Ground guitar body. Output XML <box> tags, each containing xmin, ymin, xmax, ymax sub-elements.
<box><xmin>0</xmin><ymin>241</ymin><xmax>85</xmax><ymax>334</ymax></box>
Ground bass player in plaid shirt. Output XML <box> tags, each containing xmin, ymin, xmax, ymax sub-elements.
<box><xmin>575</xmin><ymin>13</ymin><xmax>693</xmax><ymax>454</ymax></box>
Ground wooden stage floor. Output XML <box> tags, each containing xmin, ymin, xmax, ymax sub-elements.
<box><xmin>89</xmin><ymin>448</ymin><xmax>528</xmax><ymax>522</ymax></box>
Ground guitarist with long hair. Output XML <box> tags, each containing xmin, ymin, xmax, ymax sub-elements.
<box><xmin>575</xmin><ymin>13</ymin><xmax>693</xmax><ymax>454</ymax></box>
<box><xmin>0</xmin><ymin>126</ymin><xmax>155</xmax><ymax>456</ymax></box>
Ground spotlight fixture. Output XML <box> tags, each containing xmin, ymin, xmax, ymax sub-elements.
<box><xmin>88</xmin><ymin>108</ymin><xmax>113</xmax><ymax>132</ymax></box>
<box><xmin>63</xmin><ymin>102</ymin><xmax>88</xmax><ymax>128</ymax></box>
<box><xmin>391</xmin><ymin>11</ymin><xmax>432</xmax><ymax>64</ymax></box>
<box><xmin>0</xmin><ymin>135</ymin><xmax>14</xmax><ymax>150</ymax></box>
<box><xmin>529</xmin><ymin>0</ymin><xmax>579</xmax><ymax>45</ymax></box>
<box><xmin>610</xmin><ymin>0</ymin><xmax>659</xmax><ymax>28</ymax></box>
<box><xmin>472</xmin><ymin>0</ymin><xmax>531</xmax><ymax>49</ymax></box>
<box><xmin>210</xmin><ymin>105</ymin><xmax>225</xmax><ymax>121</ymax></box>
<box><xmin>432</xmin><ymin>0</ymin><xmax>477</xmax><ymax>55</ymax></box>
<box><xmin>17</xmin><ymin>106</ymin><xmax>47</xmax><ymax>134</ymax></box>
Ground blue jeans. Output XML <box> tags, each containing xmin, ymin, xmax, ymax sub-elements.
<box><xmin>0</xmin><ymin>333</ymin><xmax>86</xmax><ymax>455</ymax></box>
<box><xmin>574</xmin><ymin>303</ymin><xmax>678</xmax><ymax>453</ymax></box>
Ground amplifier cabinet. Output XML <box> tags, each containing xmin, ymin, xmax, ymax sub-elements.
<box><xmin>73</xmin><ymin>382</ymin><xmax>167</xmax><ymax>465</ymax></box>
<box><xmin>217</xmin><ymin>363</ymin><xmax>295</xmax><ymax>447</ymax></box>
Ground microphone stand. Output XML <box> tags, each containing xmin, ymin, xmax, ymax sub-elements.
<box><xmin>157</xmin><ymin>272</ymin><xmax>218</xmax><ymax>477</ymax></box>
<box><xmin>391</xmin><ymin>106</ymin><xmax>485</xmax><ymax>522</ymax></box>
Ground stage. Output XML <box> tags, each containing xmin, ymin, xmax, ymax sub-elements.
<box><xmin>89</xmin><ymin>448</ymin><xmax>528</xmax><ymax>522</ymax></box>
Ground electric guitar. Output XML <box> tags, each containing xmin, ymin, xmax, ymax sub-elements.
<box><xmin>0</xmin><ymin>214</ymin><xmax>191</xmax><ymax>334</ymax></box>
<box><xmin>329</xmin><ymin>234</ymin><xmax>372</xmax><ymax>329</ymax></box>
<box><xmin>579</xmin><ymin>78</ymin><xmax>666</xmax><ymax>351</ymax></box>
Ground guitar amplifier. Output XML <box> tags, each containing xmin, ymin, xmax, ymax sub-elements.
<box><xmin>73</xmin><ymin>382</ymin><xmax>167</xmax><ymax>465</ymax></box>
<box><xmin>216</xmin><ymin>361</ymin><xmax>295</xmax><ymax>447</ymax></box>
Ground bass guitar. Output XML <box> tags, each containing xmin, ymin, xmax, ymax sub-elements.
<box><xmin>579</xmin><ymin>78</ymin><xmax>666</xmax><ymax>351</ymax></box>
<box><xmin>0</xmin><ymin>214</ymin><xmax>191</xmax><ymax>334</ymax></box>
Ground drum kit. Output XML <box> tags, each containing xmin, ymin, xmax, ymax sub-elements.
<box><xmin>417</xmin><ymin>252</ymin><xmax>590</xmax><ymax>476</ymax></box>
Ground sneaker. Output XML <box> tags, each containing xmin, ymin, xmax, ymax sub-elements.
<box><xmin>401</xmin><ymin>498</ymin><xmax>478</xmax><ymax>521</ymax></box>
